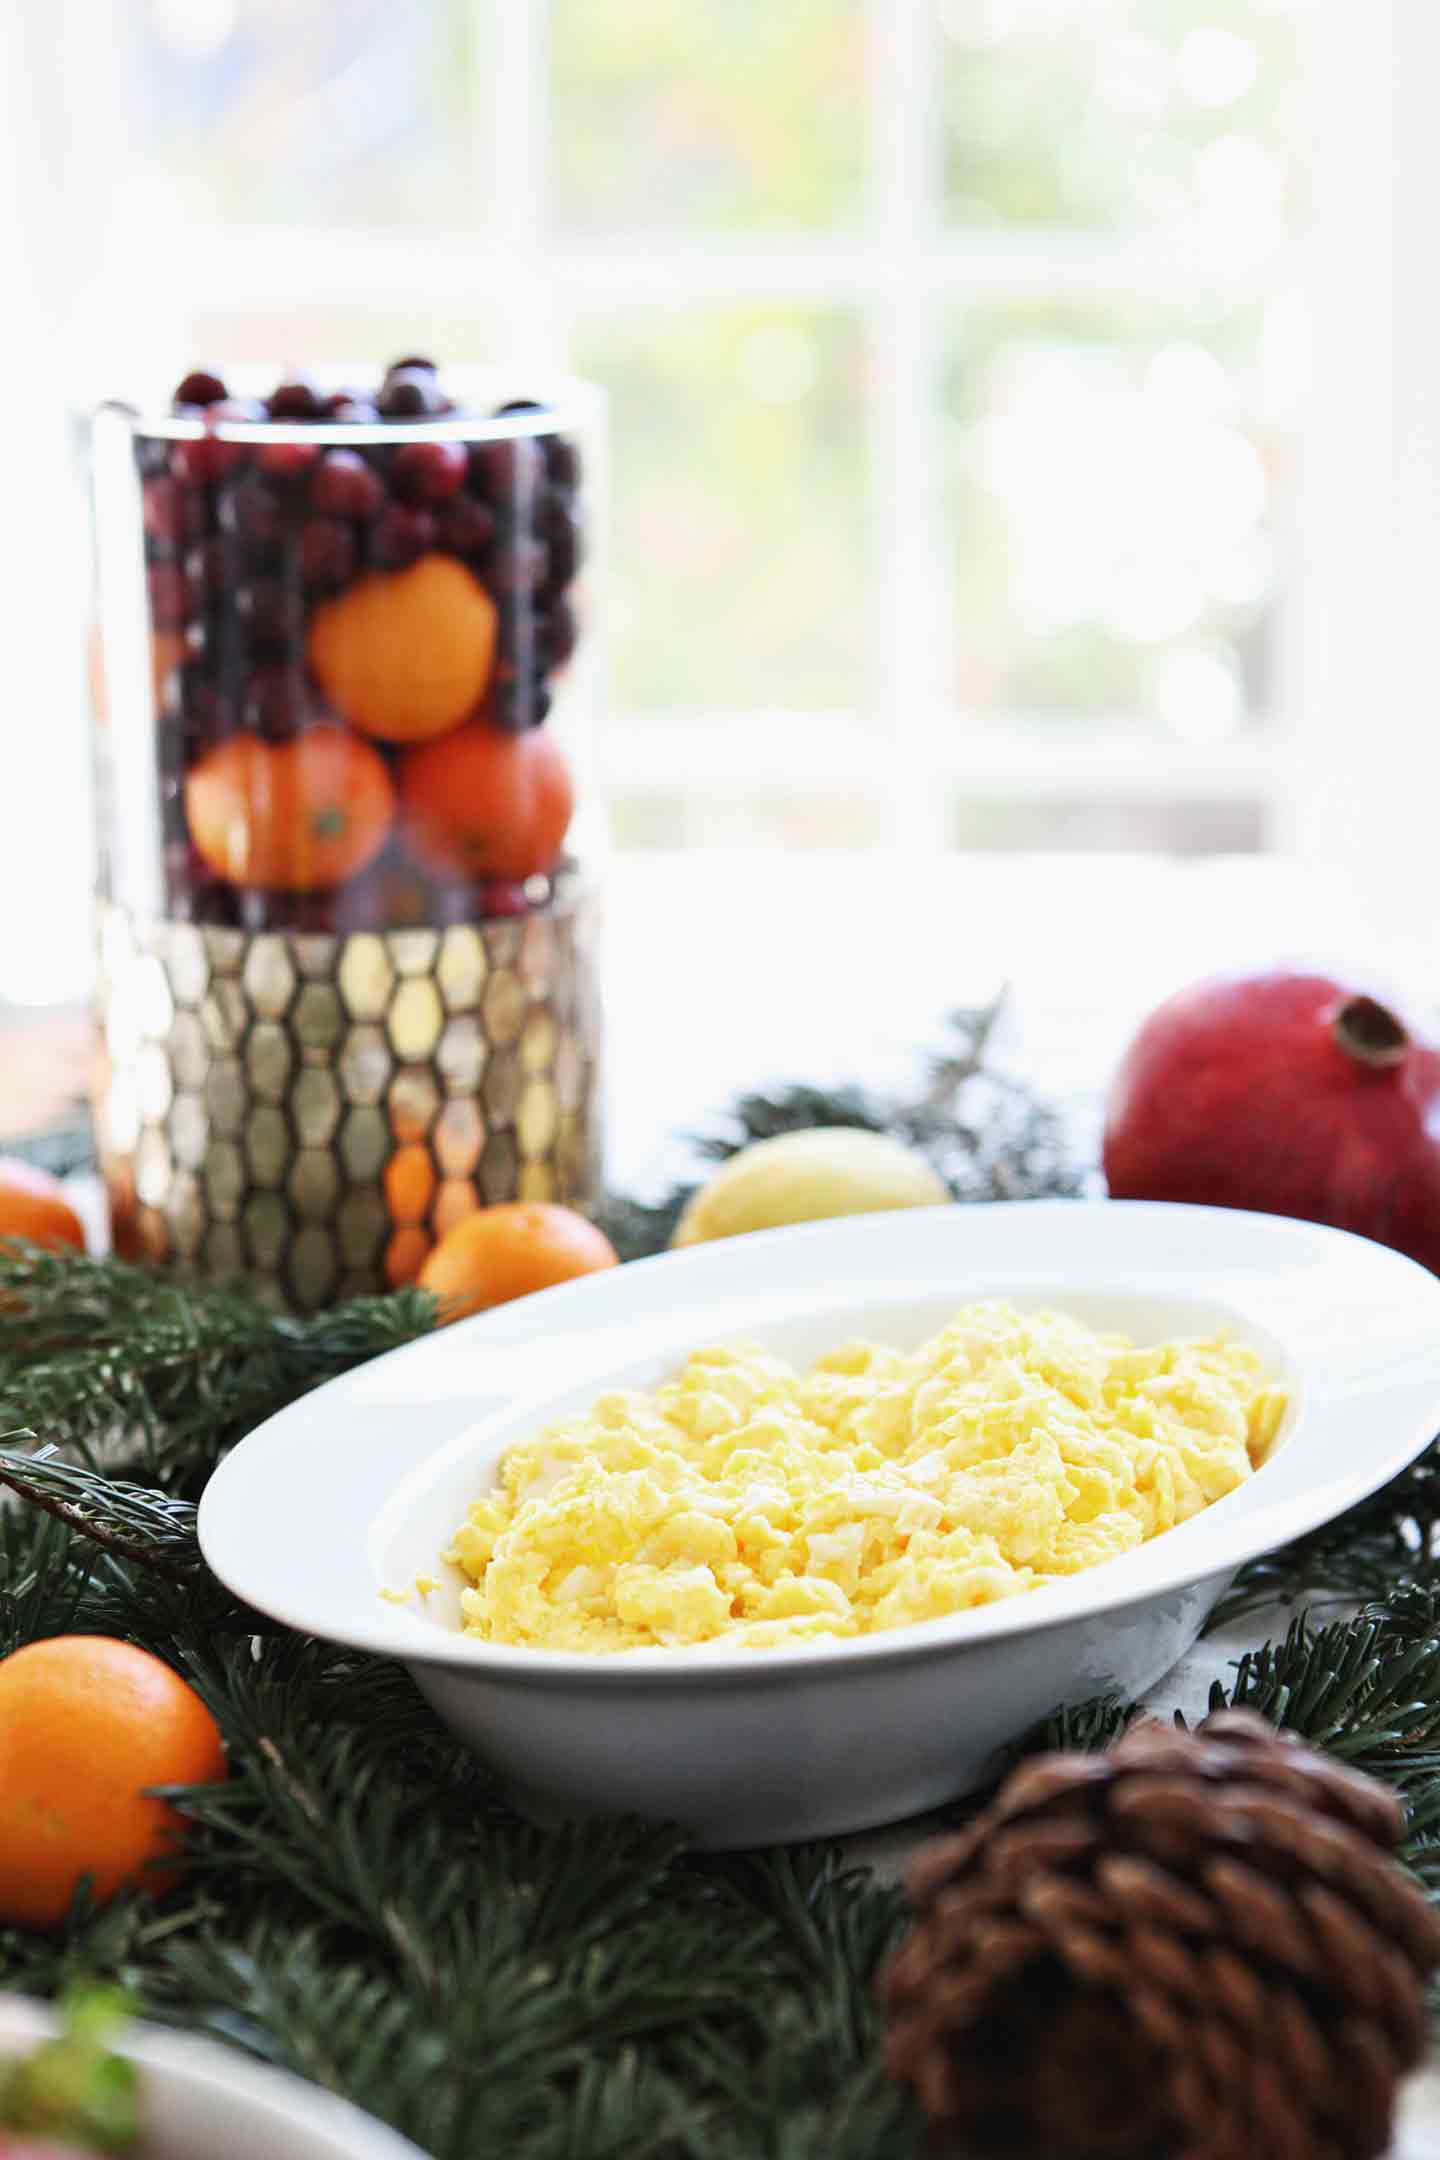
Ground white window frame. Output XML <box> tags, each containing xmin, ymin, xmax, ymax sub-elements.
<box><xmin>120</xmin><ymin>0</ymin><xmax>1295</xmax><ymax>850</ymax></box>
<box><xmin>1280</xmin><ymin>2</ymin><xmax>1440</xmax><ymax>932</ymax></box>
<box><xmin>10</xmin><ymin>0</ymin><xmax>1424</xmax><ymax>1005</ymax></box>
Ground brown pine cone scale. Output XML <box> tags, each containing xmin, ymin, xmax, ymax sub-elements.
<box><xmin>881</xmin><ymin>1709</ymin><xmax>1440</xmax><ymax>2160</ymax></box>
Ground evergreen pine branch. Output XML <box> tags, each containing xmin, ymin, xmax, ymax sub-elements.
<box><xmin>693</xmin><ymin>1081</ymin><xmax>897</xmax><ymax>1156</ymax></box>
<box><xmin>1215</xmin><ymin>1607</ymin><xmax>1440</xmax><ymax>1771</ymax></box>
<box><xmin>1020</xmin><ymin>1694</ymin><xmax>1136</xmax><ymax>1759</ymax></box>
<box><xmin>2</xmin><ymin>1003</ymin><xmax>1438</xmax><ymax>2158</ymax></box>
<box><xmin>0</xmin><ymin>1441</ymin><xmax>203</xmax><ymax>1583</ymax></box>
<box><xmin>601</xmin><ymin>997</ymin><xmax>1086</xmax><ymax>1266</ymax></box>
<box><xmin>594</xmin><ymin>1187</ymin><xmax>694</xmax><ymax>1266</ymax></box>
<box><xmin>0</xmin><ymin>1509</ymin><xmax>96</xmax><ymax>1661</ymax></box>
<box><xmin>0</xmin><ymin>1557</ymin><xmax>915</xmax><ymax>2160</ymax></box>
<box><xmin>9</xmin><ymin>1455</ymin><xmax>1440</xmax><ymax>2156</ymax></box>
<box><xmin>0</xmin><ymin>1246</ymin><xmax>435</xmax><ymax>1487</ymax></box>
<box><xmin>1208</xmin><ymin>1434</ymin><xmax>1440</xmax><ymax>1628</ymax></box>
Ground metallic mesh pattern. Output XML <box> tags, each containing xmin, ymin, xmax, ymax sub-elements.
<box><xmin>94</xmin><ymin>883</ymin><xmax>602</xmax><ymax>1309</ymax></box>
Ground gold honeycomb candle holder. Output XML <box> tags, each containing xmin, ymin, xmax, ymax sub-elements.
<box><xmin>93</xmin><ymin>880</ymin><xmax>603</xmax><ymax>1309</ymax></box>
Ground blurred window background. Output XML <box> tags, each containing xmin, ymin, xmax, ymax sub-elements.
<box><xmin>0</xmin><ymin>0</ymin><xmax>1311</xmax><ymax>1002</ymax></box>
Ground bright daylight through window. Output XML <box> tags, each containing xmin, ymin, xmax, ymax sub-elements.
<box><xmin>0</xmin><ymin>0</ymin><xmax>1308</xmax><ymax>1002</ymax></box>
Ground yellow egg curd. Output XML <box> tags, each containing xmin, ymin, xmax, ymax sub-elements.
<box><xmin>445</xmin><ymin>1299</ymin><xmax>1286</xmax><ymax>1654</ymax></box>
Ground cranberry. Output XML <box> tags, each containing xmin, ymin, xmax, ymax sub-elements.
<box><xmin>171</xmin><ymin>398</ymin><xmax>261</xmax><ymax>485</ymax></box>
<box><xmin>493</xmin><ymin>596</ymin><xmax>536</xmax><ymax>664</ymax></box>
<box><xmin>237</xmin><ymin>888</ymin><xmax>279</xmax><ymax>932</ymax></box>
<box><xmin>173</xmin><ymin>370</ymin><xmax>228</xmax><ymax>409</ymax></box>
<box><xmin>148</xmin><ymin>561</ymin><xmax>190</xmax><ymax>630</ymax></box>
<box><xmin>189</xmin><ymin>877</ymin><xmax>242</xmax><ymax>928</ymax></box>
<box><xmin>493</xmin><ymin>677</ymin><xmax>551</xmax><ymax>732</ymax></box>
<box><xmin>142</xmin><ymin>475</ymin><xmax>184</xmax><ymax>549</ymax></box>
<box><xmin>477</xmin><ymin>877</ymin><xmax>531</xmax><ymax>919</ymax></box>
<box><xmin>544</xmin><ymin>433</ymin><xmax>582</xmax><ymax>490</ymax></box>
<box><xmin>493</xmin><ymin>398</ymin><xmax>546</xmax><ymax>419</ymax></box>
<box><xmin>390</xmin><ymin>354</ymin><xmax>437</xmax><ymax>375</ymax></box>
<box><xmin>172</xmin><ymin>433</ymin><xmax>237</xmax><ymax>486</ymax></box>
<box><xmin>437</xmin><ymin>494</ymin><xmax>497</xmax><ymax>558</ymax></box>
<box><xmin>180</xmin><ymin>485</ymin><xmax>210</xmax><ymax>544</ymax></box>
<box><xmin>160</xmin><ymin>778</ymin><xmax>188</xmax><ymax>843</ymax></box>
<box><xmin>488</xmin><ymin>534</ymin><xmax>549</xmax><ymax>595</ymax></box>
<box><xmin>237</xmin><ymin>579</ymin><xmax>303</xmax><ymax>649</ymax></box>
<box><xmin>155</xmin><ymin>709</ymin><xmax>188</xmax><ymax>773</ymax></box>
<box><xmin>392</xmin><ymin>439</ymin><xmax>467</xmax><ymax>505</ymax></box>
<box><xmin>270</xmin><ymin>891</ymin><xmax>341</xmax><ymax>933</ymax></box>
<box><xmin>539</xmin><ymin>486</ymin><xmax>577</xmax><ymax>541</ymax></box>
<box><xmin>267</xmin><ymin>375</ymin><xmax>323</xmax><ymax>419</ymax></box>
<box><xmin>184</xmin><ymin>537</ymin><xmax>230</xmax><ymax>600</ymax></box>
<box><xmin>372</xmin><ymin>503</ymin><xmax>436</xmax><ymax>569</ymax></box>
<box><xmin>538</xmin><ymin>595</ymin><xmax>578</xmax><ymax>670</ymax></box>
<box><xmin>219</xmin><ymin>475</ymin><xmax>284</xmax><ymax>551</ymax></box>
<box><xmin>243</xmin><ymin>666</ymin><xmax>308</xmax><ymax>739</ymax></box>
<box><xmin>299</xmin><ymin>516</ymin><xmax>357</xmax><ymax>591</ymax></box>
<box><xmin>163</xmin><ymin>839</ymin><xmax>194</xmax><ymax>907</ymax></box>
<box><xmin>334</xmin><ymin>850</ymin><xmax>434</xmax><ymax>935</ymax></box>
<box><xmin>326</xmin><ymin>395</ymin><xmax>380</xmax><ymax>424</ymax></box>
<box><xmin>542</xmin><ymin>503</ymin><xmax>581</xmax><ymax>591</ymax></box>
<box><xmin>377</xmin><ymin>366</ymin><xmax>450</xmax><ymax>419</ymax></box>
<box><xmin>176</xmin><ymin>665</ymin><xmax>229</xmax><ymax>750</ymax></box>
<box><xmin>260</xmin><ymin>439</ymin><xmax>321</xmax><ymax>483</ymax></box>
<box><xmin>310</xmin><ymin>448</ymin><xmax>384</xmax><ymax>518</ymax></box>
<box><xmin>469</xmin><ymin>436</ymin><xmax>544</xmax><ymax>500</ymax></box>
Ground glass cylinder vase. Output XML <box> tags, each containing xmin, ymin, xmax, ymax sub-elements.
<box><xmin>87</xmin><ymin>367</ymin><xmax>604</xmax><ymax>1308</ymax></box>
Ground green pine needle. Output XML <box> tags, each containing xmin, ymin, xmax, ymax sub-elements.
<box><xmin>1</xmin><ymin>1025</ymin><xmax>1437</xmax><ymax>2157</ymax></box>
<box><xmin>0</xmin><ymin>1244</ymin><xmax>436</xmax><ymax>1488</ymax></box>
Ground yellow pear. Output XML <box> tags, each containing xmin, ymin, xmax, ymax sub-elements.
<box><xmin>672</xmin><ymin>1127</ymin><xmax>949</xmax><ymax>1247</ymax></box>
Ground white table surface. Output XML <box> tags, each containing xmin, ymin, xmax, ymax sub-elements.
<box><xmin>600</xmin><ymin>848</ymin><xmax>1436</xmax><ymax>1194</ymax></box>
<box><xmin>601</xmin><ymin>849</ymin><xmax>1440</xmax><ymax>2157</ymax></box>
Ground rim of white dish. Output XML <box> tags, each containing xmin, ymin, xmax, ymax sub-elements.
<box><xmin>198</xmin><ymin>1201</ymin><xmax>1440</xmax><ymax>1682</ymax></box>
<box><xmin>0</xmin><ymin>1996</ymin><xmax>424</xmax><ymax>2158</ymax></box>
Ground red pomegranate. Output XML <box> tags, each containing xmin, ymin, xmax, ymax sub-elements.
<box><xmin>1103</xmin><ymin>971</ymin><xmax>1440</xmax><ymax>1274</ymax></box>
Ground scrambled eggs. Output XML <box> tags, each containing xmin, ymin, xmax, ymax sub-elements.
<box><xmin>446</xmin><ymin>1300</ymin><xmax>1285</xmax><ymax>1653</ymax></box>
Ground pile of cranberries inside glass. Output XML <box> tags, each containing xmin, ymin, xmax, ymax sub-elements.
<box><xmin>136</xmin><ymin>358</ymin><xmax>584</xmax><ymax>933</ymax></box>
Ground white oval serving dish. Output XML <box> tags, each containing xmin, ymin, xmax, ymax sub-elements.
<box><xmin>199</xmin><ymin>1200</ymin><xmax>1440</xmax><ymax>1847</ymax></box>
<box><xmin>0</xmin><ymin>1995</ymin><xmax>424</xmax><ymax>2160</ymax></box>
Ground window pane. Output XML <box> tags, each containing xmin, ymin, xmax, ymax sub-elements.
<box><xmin>943</xmin><ymin>295</ymin><xmax>1294</xmax><ymax>735</ymax></box>
<box><xmin>947</xmin><ymin>797</ymin><xmax>1265</xmax><ymax>852</ymax></box>
<box><xmin>612</xmin><ymin>789</ymin><xmax>888</xmax><ymax>851</ymax></box>
<box><xmin>572</xmin><ymin>308</ymin><xmax>868</xmax><ymax>711</ymax></box>
<box><xmin>551</xmin><ymin>1</ymin><xmax>865</xmax><ymax>232</ymax></box>
<box><xmin>940</xmin><ymin>0</ymin><xmax>1305</xmax><ymax>236</ymax></box>
<box><xmin>176</xmin><ymin>303</ymin><xmax>508</xmax><ymax>378</ymax></box>
<box><xmin>129</xmin><ymin>0</ymin><xmax>473</xmax><ymax>225</ymax></box>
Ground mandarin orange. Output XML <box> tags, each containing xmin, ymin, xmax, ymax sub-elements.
<box><xmin>0</xmin><ymin>1636</ymin><xmax>227</xmax><ymax>1930</ymax></box>
<box><xmin>398</xmin><ymin>723</ymin><xmax>573</xmax><ymax>883</ymax></box>
<box><xmin>418</xmin><ymin>1202</ymin><xmax>618</xmax><ymax>1322</ymax></box>
<box><xmin>0</xmin><ymin>1159</ymin><xmax>85</xmax><ymax>1251</ymax></box>
<box><xmin>307</xmin><ymin>556</ymin><xmax>498</xmax><ymax>742</ymax></box>
<box><xmin>185</xmin><ymin>724</ymin><xmax>395</xmax><ymax>892</ymax></box>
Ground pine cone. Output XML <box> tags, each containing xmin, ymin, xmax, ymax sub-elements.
<box><xmin>881</xmin><ymin>1710</ymin><xmax>1440</xmax><ymax>2160</ymax></box>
